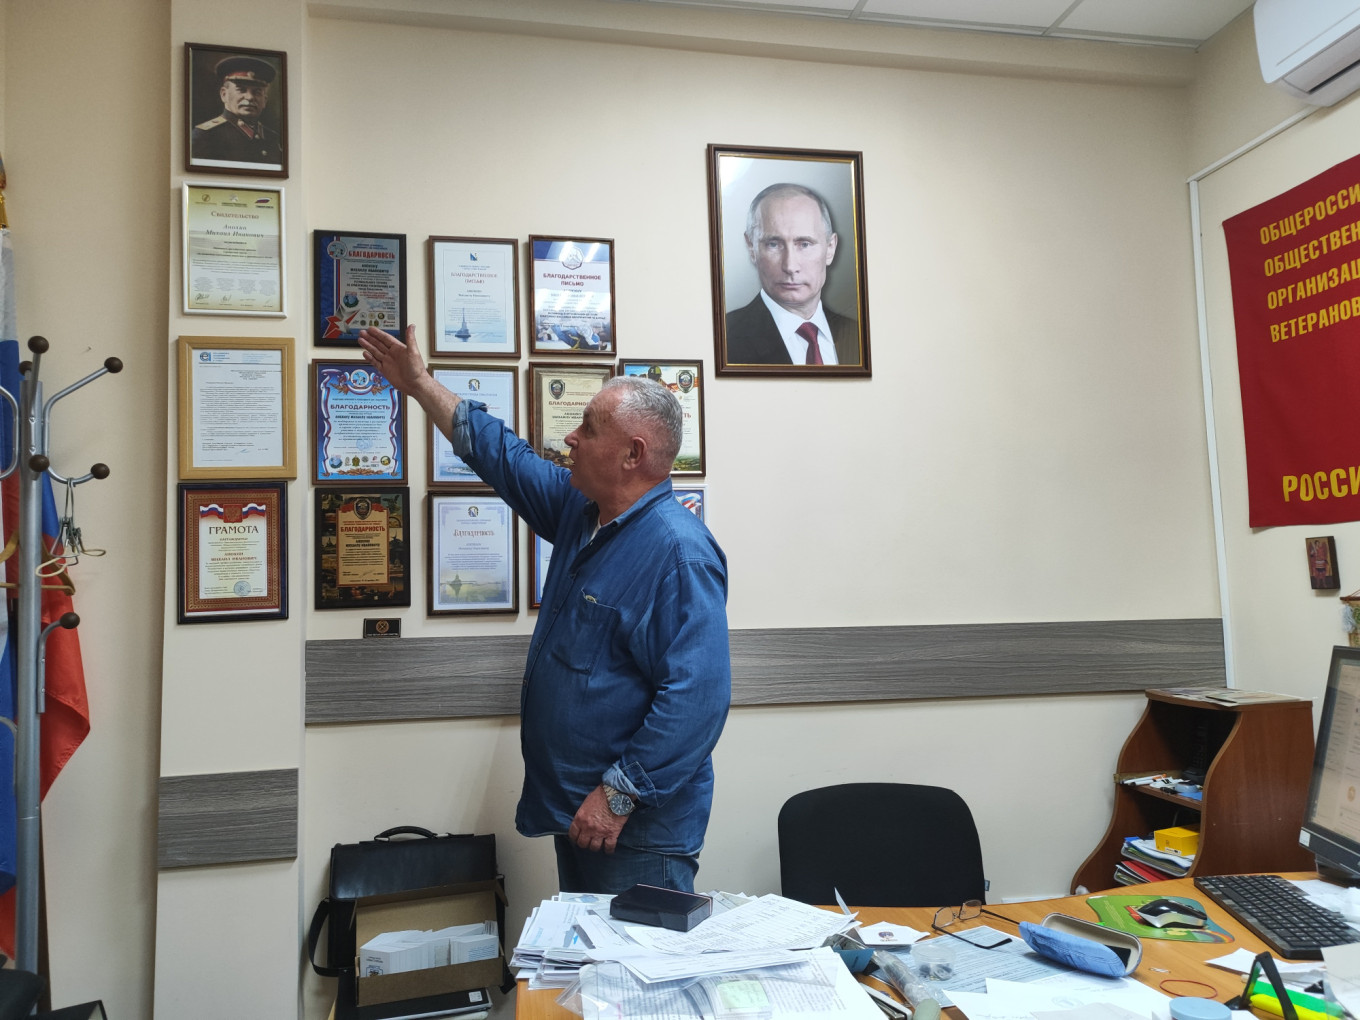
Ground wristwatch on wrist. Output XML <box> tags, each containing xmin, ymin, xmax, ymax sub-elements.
<box><xmin>602</xmin><ymin>783</ymin><xmax>636</xmax><ymax>816</ymax></box>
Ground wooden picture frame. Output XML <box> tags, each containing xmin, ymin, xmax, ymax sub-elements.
<box><xmin>707</xmin><ymin>144</ymin><xmax>871</xmax><ymax>376</ymax></box>
<box><xmin>531</xmin><ymin>531</ymin><xmax>552</xmax><ymax>610</ymax></box>
<box><xmin>429</xmin><ymin>236</ymin><xmax>521</xmax><ymax>358</ymax></box>
<box><xmin>185</xmin><ymin>42</ymin><xmax>288</xmax><ymax>177</ymax></box>
<box><xmin>527</xmin><ymin>362</ymin><xmax>614</xmax><ymax>465</ymax></box>
<box><xmin>177</xmin><ymin>481</ymin><xmax>287</xmax><ymax>623</ymax></box>
<box><xmin>311</xmin><ymin>359</ymin><xmax>407</xmax><ymax>485</ymax></box>
<box><xmin>528</xmin><ymin>236</ymin><xmax>616</xmax><ymax>355</ymax></box>
<box><xmin>427</xmin><ymin>494</ymin><xmax>518</xmax><ymax>615</ymax></box>
<box><xmin>618</xmin><ymin>359</ymin><xmax>706</xmax><ymax>475</ymax></box>
<box><xmin>427</xmin><ymin>364</ymin><xmax>517</xmax><ymax>488</ymax></box>
<box><xmin>177</xmin><ymin>335</ymin><xmax>296</xmax><ymax>480</ymax></box>
<box><xmin>314</xmin><ymin>488</ymin><xmax>411</xmax><ymax>610</ymax></box>
<box><xmin>313</xmin><ymin>230</ymin><xmax>408</xmax><ymax>346</ymax></box>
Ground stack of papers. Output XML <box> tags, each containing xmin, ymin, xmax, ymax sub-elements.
<box><xmin>359</xmin><ymin>921</ymin><xmax>499</xmax><ymax>976</ymax></box>
<box><xmin>511</xmin><ymin>890</ymin><xmax>861</xmax><ymax>994</ymax></box>
<box><xmin>1115</xmin><ymin>837</ymin><xmax>1193</xmax><ymax>884</ymax></box>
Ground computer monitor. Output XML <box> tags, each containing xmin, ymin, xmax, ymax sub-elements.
<box><xmin>1301</xmin><ymin>645</ymin><xmax>1360</xmax><ymax>880</ymax></box>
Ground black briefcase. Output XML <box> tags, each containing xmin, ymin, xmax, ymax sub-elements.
<box><xmin>307</xmin><ymin>826</ymin><xmax>511</xmax><ymax>1019</ymax></box>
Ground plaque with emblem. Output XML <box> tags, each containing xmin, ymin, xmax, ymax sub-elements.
<box><xmin>185</xmin><ymin>42</ymin><xmax>288</xmax><ymax>177</ymax></box>
<box><xmin>314</xmin><ymin>488</ymin><xmax>411</xmax><ymax>610</ymax></box>
<box><xmin>311</xmin><ymin>359</ymin><xmax>407</xmax><ymax>485</ymax></box>
<box><xmin>177</xmin><ymin>482</ymin><xmax>287</xmax><ymax>624</ymax></box>
<box><xmin>313</xmin><ymin>230</ymin><xmax>408</xmax><ymax>346</ymax></box>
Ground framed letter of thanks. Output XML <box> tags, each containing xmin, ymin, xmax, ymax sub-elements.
<box><xmin>178</xmin><ymin>335</ymin><xmax>296</xmax><ymax>480</ymax></box>
<box><xmin>619</xmin><ymin>359</ymin><xmax>706</xmax><ymax>476</ymax></box>
<box><xmin>529</xmin><ymin>236</ymin><xmax>615</xmax><ymax>355</ymax></box>
<box><xmin>314</xmin><ymin>488</ymin><xmax>411</xmax><ymax>609</ymax></box>
<box><xmin>429</xmin><ymin>236</ymin><xmax>520</xmax><ymax>358</ymax></box>
<box><xmin>427</xmin><ymin>494</ymin><xmax>518</xmax><ymax>615</ymax></box>
<box><xmin>311</xmin><ymin>359</ymin><xmax>407</xmax><ymax>485</ymax></box>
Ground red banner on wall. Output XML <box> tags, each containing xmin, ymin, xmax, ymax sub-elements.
<box><xmin>1224</xmin><ymin>151</ymin><xmax>1360</xmax><ymax>527</ymax></box>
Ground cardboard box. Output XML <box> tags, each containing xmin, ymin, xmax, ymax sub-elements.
<box><xmin>352</xmin><ymin>880</ymin><xmax>505</xmax><ymax>1008</ymax></box>
<box><xmin>1154</xmin><ymin>825</ymin><xmax>1200</xmax><ymax>857</ymax></box>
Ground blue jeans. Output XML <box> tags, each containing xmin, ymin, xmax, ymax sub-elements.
<box><xmin>553</xmin><ymin>836</ymin><xmax>699</xmax><ymax>894</ymax></box>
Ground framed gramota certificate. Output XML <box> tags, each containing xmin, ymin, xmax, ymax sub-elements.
<box><xmin>182</xmin><ymin>183</ymin><xmax>285</xmax><ymax>316</ymax></box>
<box><xmin>429</xmin><ymin>236</ymin><xmax>520</xmax><ymax>357</ymax></box>
<box><xmin>427</xmin><ymin>494</ymin><xmax>518</xmax><ymax>615</ymax></box>
<box><xmin>313</xmin><ymin>230</ymin><xmax>408</xmax><ymax>345</ymax></box>
<box><xmin>527</xmin><ymin>362</ymin><xmax>613</xmax><ymax>465</ymax></box>
<box><xmin>314</xmin><ymin>488</ymin><xmax>411</xmax><ymax>609</ymax></box>
<box><xmin>312</xmin><ymin>360</ymin><xmax>407</xmax><ymax>484</ymax></box>
<box><xmin>619</xmin><ymin>359</ymin><xmax>706</xmax><ymax>476</ymax></box>
<box><xmin>531</xmin><ymin>531</ymin><xmax>552</xmax><ymax>609</ymax></box>
<box><xmin>177</xmin><ymin>482</ymin><xmax>287</xmax><ymax>624</ymax></box>
<box><xmin>428</xmin><ymin>364</ymin><xmax>517</xmax><ymax>488</ymax></box>
<box><xmin>529</xmin><ymin>235</ymin><xmax>616</xmax><ymax>354</ymax></box>
<box><xmin>178</xmin><ymin>336</ymin><xmax>296</xmax><ymax>480</ymax></box>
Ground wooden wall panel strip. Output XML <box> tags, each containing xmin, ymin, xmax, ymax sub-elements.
<box><xmin>158</xmin><ymin>769</ymin><xmax>298</xmax><ymax>869</ymax></box>
<box><xmin>305</xmin><ymin>618</ymin><xmax>1224</xmax><ymax>724</ymax></box>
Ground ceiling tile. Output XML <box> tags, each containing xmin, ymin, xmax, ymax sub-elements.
<box><xmin>858</xmin><ymin>0</ymin><xmax>1077</xmax><ymax>29</ymax></box>
<box><xmin>1058</xmin><ymin>0</ymin><xmax>1254</xmax><ymax>42</ymax></box>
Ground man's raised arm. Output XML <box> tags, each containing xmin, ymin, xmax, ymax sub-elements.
<box><xmin>357</xmin><ymin>325</ymin><xmax>460</xmax><ymax>441</ymax></box>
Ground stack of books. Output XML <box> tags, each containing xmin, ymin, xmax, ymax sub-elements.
<box><xmin>1114</xmin><ymin>836</ymin><xmax>1194</xmax><ymax>885</ymax></box>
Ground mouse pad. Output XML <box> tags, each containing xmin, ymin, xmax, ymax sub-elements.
<box><xmin>1086</xmin><ymin>895</ymin><xmax>1234</xmax><ymax>942</ymax></box>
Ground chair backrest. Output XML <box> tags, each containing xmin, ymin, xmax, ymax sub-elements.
<box><xmin>777</xmin><ymin>783</ymin><xmax>986</xmax><ymax>907</ymax></box>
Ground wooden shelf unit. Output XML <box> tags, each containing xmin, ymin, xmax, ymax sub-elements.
<box><xmin>1070</xmin><ymin>690</ymin><xmax>1317</xmax><ymax>893</ymax></box>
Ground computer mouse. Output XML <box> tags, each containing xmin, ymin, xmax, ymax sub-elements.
<box><xmin>1133</xmin><ymin>897</ymin><xmax>1208</xmax><ymax>928</ymax></box>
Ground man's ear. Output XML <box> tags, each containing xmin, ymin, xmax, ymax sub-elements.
<box><xmin>623</xmin><ymin>436</ymin><xmax>647</xmax><ymax>471</ymax></box>
<box><xmin>825</xmin><ymin>231</ymin><xmax>839</xmax><ymax>265</ymax></box>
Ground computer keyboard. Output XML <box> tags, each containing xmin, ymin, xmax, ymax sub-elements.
<box><xmin>1193</xmin><ymin>873</ymin><xmax>1360</xmax><ymax>959</ymax></box>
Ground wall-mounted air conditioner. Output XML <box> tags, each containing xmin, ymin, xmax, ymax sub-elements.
<box><xmin>1255</xmin><ymin>0</ymin><xmax>1360</xmax><ymax>105</ymax></box>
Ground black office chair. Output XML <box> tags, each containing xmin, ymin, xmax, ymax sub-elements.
<box><xmin>777</xmin><ymin>783</ymin><xmax>987</xmax><ymax>907</ymax></box>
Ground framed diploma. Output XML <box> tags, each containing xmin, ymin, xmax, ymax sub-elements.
<box><xmin>531</xmin><ymin>531</ymin><xmax>552</xmax><ymax>609</ymax></box>
<box><xmin>529</xmin><ymin>235</ymin><xmax>616</xmax><ymax>355</ymax></box>
<box><xmin>311</xmin><ymin>359</ymin><xmax>407</xmax><ymax>484</ymax></box>
<box><xmin>177</xmin><ymin>482</ymin><xmax>287</xmax><ymax>624</ymax></box>
<box><xmin>184</xmin><ymin>43</ymin><xmax>288</xmax><ymax>178</ymax></box>
<box><xmin>429</xmin><ymin>236</ymin><xmax>520</xmax><ymax>357</ymax></box>
<box><xmin>428</xmin><ymin>364</ymin><xmax>517</xmax><ymax>488</ymax></box>
<box><xmin>527</xmin><ymin>362</ymin><xmax>613</xmax><ymax>464</ymax></box>
<box><xmin>427</xmin><ymin>494</ymin><xmax>518</xmax><ymax>615</ymax></box>
<box><xmin>314</xmin><ymin>488</ymin><xmax>411</xmax><ymax>609</ymax></box>
<box><xmin>673</xmin><ymin>487</ymin><xmax>706</xmax><ymax>522</ymax></box>
<box><xmin>182</xmin><ymin>183</ymin><xmax>285</xmax><ymax>316</ymax></box>
<box><xmin>619</xmin><ymin>359</ymin><xmax>706</xmax><ymax>476</ymax></box>
<box><xmin>177</xmin><ymin>336</ymin><xmax>296</xmax><ymax>480</ymax></box>
<box><xmin>313</xmin><ymin>230</ymin><xmax>408</xmax><ymax>345</ymax></box>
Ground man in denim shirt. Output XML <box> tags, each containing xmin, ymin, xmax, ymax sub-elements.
<box><xmin>358</xmin><ymin>326</ymin><xmax>731</xmax><ymax>893</ymax></box>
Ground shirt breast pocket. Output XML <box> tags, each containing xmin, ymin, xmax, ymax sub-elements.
<box><xmin>551</xmin><ymin>594</ymin><xmax>620</xmax><ymax>675</ymax></box>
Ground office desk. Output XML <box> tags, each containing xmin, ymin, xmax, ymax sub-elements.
<box><xmin>514</xmin><ymin>875</ymin><xmax>1293</xmax><ymax>1019</ymax></box>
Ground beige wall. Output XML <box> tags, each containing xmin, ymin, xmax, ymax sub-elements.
<box><xmin>7</xmin><ymin>0</ymin><xmax>1328</xmax><ymax>1017</ymax></box>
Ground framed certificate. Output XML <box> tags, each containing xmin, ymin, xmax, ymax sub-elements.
<box><xmin>428</xmin><ymin>364</ymin><xmax>517</xmax><ymax>488</ymax></box>
<box><xmin>178</xmin><ymin>336</ymin><xmax>296</xmax><ymax>480</ymax></box>
<box><xmin>529</xmin><ymin>235</ymin><xmax>616</xmax><ymax>355</ymax></box>
<box><xmin>619</xmin><ymin>359</ymin><xmax>706</xmax><ymax>476</ymax></box>
<box><xmin>527</xmin><ymin>362</ymin><xmax>613</xmax><ymax>464</ymax></box>
<box><xmin>177</xmin><ymin>482</ymin><xmax>287</xmax><ymax>624</ymax></box>
<box><xmin>673</xmin><ymin>487</ymin><xmax>706</xmax><ymax>522</ymax></box>
<box><xmin>429</xmin><ymin>236</ymin><xmax>520</xmax><ymax>357</ymax></box>
<box><xmin>314</xmin><ymin>230</ymin><xmax>408</xmax><ymax>345</ymax></box>
<box><xmin>311</xmin><ymin>359</ymin><xmax>407</xmax><ymax>484</ymax></box>
<box><xmin>427</xmin><ymin>494</ymin><xmax>518</xmax><ymax>615</ymax></box>
<box><xmin>182</xmin><ymin>183</ymin><xmax>285</xmax><ymax>316</ymax></box>
<box><xmin>314</xmin><ymin>488</ymin><xmax>411</xmax><ymax>609</ymax></box>
<box><xmin>531</xmin><ymin>531</ymin><xmax>552</xmax><ymax>610</ymax></box>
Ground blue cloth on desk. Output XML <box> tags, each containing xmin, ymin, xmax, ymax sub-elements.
<box><xmin>1019</xmin><ymin>922</ymin><xmax>1128</xmax><ymax>978</ymax></box>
